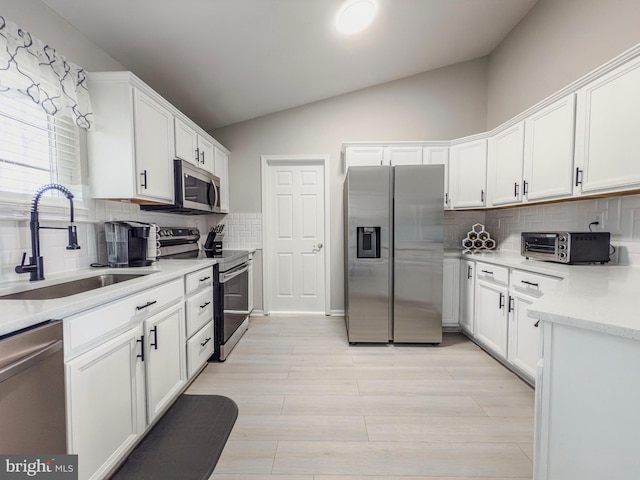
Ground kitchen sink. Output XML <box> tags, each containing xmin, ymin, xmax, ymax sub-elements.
<box><xmin>0</xmin><ymin>273</ymin><xmax>153</xmax><ymax>300</ymax></box>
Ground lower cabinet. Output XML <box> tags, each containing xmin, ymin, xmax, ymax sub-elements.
<box><xmin>144</xmin><ymin>302</ymin><xmax>186</xmax><ymax>423</ymax></box>
<box><xmin>65</xmin><ymin>325</ymin><xmax>145</xmax><ymax>480</ymax></box>
<box><xmin>187</xmin><ymin>321</ymin><xmax>215</xmax><ymax>378</ymax></box>
<box><xmin>459</xmin><ymin>259</ymin><xmax>475</xmax><ymax>335</ymax></box>
<box><xmin>442</xmin><ymin>258</ymin><xmax>460</xmax><ymax>328</ymax></box>
<box><xmin>474</xmin><ymin>279</ymin><xmax>509</xmax><ymax>359</ymax></box>
<box><xmin>507</xmin><ymin>292</ymin><xmax>539</xmax><ymax>380</ymax></box>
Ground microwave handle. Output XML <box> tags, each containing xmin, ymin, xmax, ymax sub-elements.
<box><xmin>208</xmin><ymin>181</ymin><xmax>218</xmax><ymax>209</ymax></box>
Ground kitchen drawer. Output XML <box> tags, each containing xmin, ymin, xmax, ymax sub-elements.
<box><xmin>475</xmin><ymin>261</ymin><xmax>509</xmax><ymax>286</ymax></box>
<box><xmin>185</xmin><ymin>285</ymin><xmax>214</xmax><ymax>338</ymax></box>
<box><xmin>186</xmin><ymin>320</ymin><xmax>214</xmax><ymax>378</ymax></box>
<box><xmin>511</xmin><ymin>269</ymin><xmax>562</xmax><ymax>297</ymax></box>
<box><xmin>65</xmin><ymin>278</ymin><xmax>183</xmax><ymax>358</ymax></box>
<box><xmin>185</xmin><ymin>266</ymin><xmax>214</xmax><ymax>295</ymax></box>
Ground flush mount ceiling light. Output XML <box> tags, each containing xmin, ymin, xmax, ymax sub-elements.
<box><xmin>336</xmin><ymin>0</ymin><xmax>377</xmax><ymax>35</ymax></box>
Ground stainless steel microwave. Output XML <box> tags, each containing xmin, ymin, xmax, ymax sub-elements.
<box><xmin>141</xmin><ymin>160</ymin><xmax>221</xmax><ymax>215</ymax></box>
<box><xmin>521</xmin><ymin>231</ymin><xmax>611</xmax><ymax>264</ymax></box>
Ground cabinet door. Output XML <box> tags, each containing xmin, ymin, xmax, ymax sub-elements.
<box><xmin>175</xmin><ymin>117</ymin><xmax>198</xmax><ymax>165</ymax></box>
<box><xmin>508</xmin><ymin>292</ymin><xmax>539</xmax><ymax>382</ymax></box>
<box><xmin>575</xmin><ymin>56</ymin><xmax>640</xmax><ymax>194</ymax></box>
<box><xmin>66</xmin><ymin>325</ymin><xmax>145</xmax><ymax>480</ymax></box>
<box><xmin>345</xmin><ymin>146</ymin><xmax>384</xmax><ymax>169</ymax></box>
<box><xmin>385</xmin><ymin>146</ymin><xmax>423</xmax><ymax>165</ymax></box>
<box><xmin>145</xmin><ymin>302</ymin><xmax>186</xmax><ymax>423</ymax></box>
<box><xmin>459</xmin><ymin>260</ymin><xmax>475</xmax><ymax>335</ymax></box>
<box><xmin>214</xmin><ymin>146</ymin><xmax>230</xmax><ymax>212</ymax></box>
<box><xmin>198</xmin><ymin>135</ymin><xmax>215</xmax><ymax>174</ymax></box>
<box><xmin>133</xmin><ymin>89</ymin><xmax>174</xmax><ymax>201</ymax></box>
<box><xmin>442</xmin><ymin>258</ymin><xmax>460</xmax><ymax>328</ymax></box>
<box><xmin>524</xmin><ymin>94</ymin><xmax>576</xmax><ymax>201</ymax></box>
<box><xmin>449</xmin><ymin>139</ymin><xmax>487</xmax><ymax>208</ymax></box>
<box><xmin>424</xmin><ymin>146</ymin><xmax>450</xmax><ymax>208</ymax></box>
<box><xmin>488</xmin><ymin>122</ymin><xmax>525</xmax><ymax>206</ymax></box>
<box><xmin>474</xmin><ymin>280</ymin><xmax>508</xmax><ymax>359</ymax></box>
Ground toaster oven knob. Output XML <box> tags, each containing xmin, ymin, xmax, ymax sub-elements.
<box><xmin>559</xmin><ymin>235</ymin><xmax>567</xmax><ymax>242</ymax></box>
<box><xmin>559</xmin><ymin>244</ymin><xmax>566</xmax><ymax>250</ymax></box>
<box><xmin>559</xmin><ymin>252</ymin><xmax>567</xmax><ymax>259</ymax></box>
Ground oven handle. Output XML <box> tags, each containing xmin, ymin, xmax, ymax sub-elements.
<box><xmin>220</xmin><ymin>264</ymin><xmax>249</xmax><ymax>283</ymax></box>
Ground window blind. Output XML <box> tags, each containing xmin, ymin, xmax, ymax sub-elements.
<box><xmin>0</xmin><ymin>91</ymin><xmax>83</xmax><ymax>202</ymax></box>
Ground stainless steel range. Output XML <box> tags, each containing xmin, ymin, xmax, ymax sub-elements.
<box><xmin>157</xmin><ymin>227</ymin><xmax>253</xmax><ymax>361</ymax></box>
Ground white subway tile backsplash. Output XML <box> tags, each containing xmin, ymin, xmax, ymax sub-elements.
<box><xmin>213</xmin><ymin>213</ymin><xmax>263</xmax><ymax>250</ymax></box>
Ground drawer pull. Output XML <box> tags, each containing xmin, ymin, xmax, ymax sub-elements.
<box><xmin>200</xmin><ymin>301</ymin><xmax>211</xmax><ymax>309</ymax></box>
<box><xmin>136</xmin><ymin>335</ymin><xmax>145</xmax><ymax>362</ymax></box>
<box><xmin>150</xmin><ymin>326</ymin><xmax>158</xmax><ymax>350</ymax></box>
<box><xmin>534</xmin><ymin>320</ymin><xmax>540</xmax><ymax>328</ymax></box>
<box><xmin>467</xmin><ymin>265</ymin><xmax>472</xmax><ymax>279</ymax></box>
<box><xmin>136</xmin><ymin>300</ymin><xmax>157</xmax><ymax>311</ymax></box>
<box><xmin>521</xmin><ymin>280</ymin><xmax>539</xmax><ymax>287</ymax></box>
<box><xmin>200</xmin><ymin>337</ymin><xmax>212</xmax><ymax>347</ymax></box>
<box><xmin>199</xmin><ymin>276</ymin><xmax>211</xmax><ymax>282</ymax></box>
<box><xmin>481</xmin><ymin>270</ymin><xmax>493</xmax><ymax>275</ymax></box>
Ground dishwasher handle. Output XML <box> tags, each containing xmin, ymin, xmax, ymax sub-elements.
<box><xmin>0</xmin><ymin>339</ymin><xmax>62</xmax><ymax>383</ymax></box>
<box><xmin>220</xmin><ymin>264</ymin><xmax>249</xmax><ymax>283</ymax></box>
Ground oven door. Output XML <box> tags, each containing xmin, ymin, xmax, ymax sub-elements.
<box><xmin>180</xmin><ymin>161</ymin><xmax>222</xmax><ymax>213</ymax></box>
<box><xmin>219</xmin><ymin>263</ymin><xmax>250</xmax><ymax>348</ymax></box>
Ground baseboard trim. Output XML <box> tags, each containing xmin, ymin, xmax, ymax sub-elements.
<box><xmin>330</xmin><ymin>310</ymin><xmax>345</xmax><ymax>316</ymax></box>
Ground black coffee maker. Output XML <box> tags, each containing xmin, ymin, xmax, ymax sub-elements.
<box><xmin>105</xmin><ymin>221</ymin><xmax>153</xmax><ymax>267</ymax></box>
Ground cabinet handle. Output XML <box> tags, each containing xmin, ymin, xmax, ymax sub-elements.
<box><xmin>140</xmin><ymin>170</ymin><xmax>148</xmax><ymax>189</ymax></box>
<box><xmin>200</xmin><ymin>151</ymin><xmax>205</xmax><ymax>164</ymax></box>
<box><xmin>534</xmin><ymin>320</ymin><xmax>540</xmax><ymax>328</ymax></box>
<box><xmin>508</xmin><ymin>295</ymin><xmax>514</xmax><ymax>313</ymax></box>
<box><xmin>136</xmin><ymin>300</ymin><xmax>157</xmax><ymax>311</ymax></box>
<box><xmin>195</xmin><ymin>147</ymin><xmax>200</xmax><ymax>163</ymax></box>
<box><xmin>514</xmin><ymin>182</ymin><xmax>519</xmax><ymax>198</ymax></box>
<box><xmin>445</xmin><ymin>192</ymin><xmax>449</xmax><ymax>205</ymax></box>
<box><xmin>150</xmin><ymin>326</ymin><xmax>158</xmax><ymax>350</ymax></box>
<box><xmin>521</xmin><ymin>280</ymin><xmax>539</xmax><ymax>287</ymax></box>
<box><xmin>199</xmin><ymin>276</ymin><xmax>211</xmax><ymax>282</ymax></box>
<box><xmin>499</xmin><ymin>292</ymin><xmax>505</xmax><ymax>309</ymax></box>
<box><xmin>575</xmin><ymin>167</ymin><xmax>583</xmax><ymax>186</ymax></box>
<box><xmin>200</xmin><ymin>337</ymin><xmax>212</xmax><ymax>347</ymax></box>
<box><xmin>523</xmin><ymin>180</ymin><xmax>529</xmax><ymax>196</ymax></box>
<box><xmin>480</xmin><ymin>189</ymin><xmax>485</xmax><ymax>202</ymax></box>
<box><xmin>136</xmin><ymin>335</ymin><xmax>145</xmax><ymax>362</ymax></box>
<box><xmin>200</xmin><ymin>301</ymin><xmax>211</xmax><ymax>309</ymax></box>
<box><xmin>481</xmin><ymin>269</ymin><xmax>493</xmax><ymax>275</ymax></box>
<box><xmin>467</xmin><ymin>265</ymin><xmax>472</xmax><ymax>279</ymax></box>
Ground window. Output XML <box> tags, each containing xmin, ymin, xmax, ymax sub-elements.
<box><xmin>0</xmin><ymin>92</ymin><xmax>83</xmax><ymax>203</ymax></box>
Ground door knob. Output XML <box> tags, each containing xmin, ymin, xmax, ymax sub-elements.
<box><xmin>314</xmin><ymin>242</ymin><xmax>324</xmax><ymax>250</ymax></box>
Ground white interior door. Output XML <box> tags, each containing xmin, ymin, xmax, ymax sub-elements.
<box><xmin>263</xmin><ymin>156</ymin><xmax>328</xmax><ymax>314</ymax></box>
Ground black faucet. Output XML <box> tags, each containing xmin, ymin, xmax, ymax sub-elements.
<box><xmin>15</xmin><ymin>184</ymin><xmax>81</xmax><ymax>281</ymax></box>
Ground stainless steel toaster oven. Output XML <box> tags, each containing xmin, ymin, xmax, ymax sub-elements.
<box><xmin>521</xmin><ymin>231</ymin><xmax>611</xmax><ymax>264</ymax></box>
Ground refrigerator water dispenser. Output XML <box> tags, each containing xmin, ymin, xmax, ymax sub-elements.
<box><xmin>357</xmin><ymin>226</ymin><xmax>380</xmax><ymax>258</ymax></box>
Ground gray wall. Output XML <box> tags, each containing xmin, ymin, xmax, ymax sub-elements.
<box><xmin>487</xmin><ymin>0</ymin><xmax>640</xmax><ymax>129</ymax></box>
<box><xmin>212</xmin><ymin>58</ymin><xmax>489</xmax><ymax>312</ymax></box>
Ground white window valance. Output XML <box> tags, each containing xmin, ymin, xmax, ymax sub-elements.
<box><xmin>0</xmin><ymin>16</ymin><xmax>93</xmax><ymax>130</ymax></box>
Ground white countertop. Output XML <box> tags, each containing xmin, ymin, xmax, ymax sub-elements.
<box><xmin>448</xmin><ymin>248</ymin><xmax>640</xmax><ymax>340</ymax></box>
<box><xmin>0</xmin><ymin>258</ymin><xmax>217</xmax><ymax>337</ymax></box>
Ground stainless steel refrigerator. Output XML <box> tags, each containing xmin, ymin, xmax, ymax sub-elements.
<box><xmin>344</xmin><ymin>165</ymin><xmax>444</xmax><ymax>344</ymax></box>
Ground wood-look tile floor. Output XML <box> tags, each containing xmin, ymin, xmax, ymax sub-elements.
<box><xmin>186</xmin><ymin>315</ymin><xmax>534</xmax><ymax>480</ymax></box>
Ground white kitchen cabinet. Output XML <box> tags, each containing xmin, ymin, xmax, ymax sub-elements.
<box><xmin>488</xmin><ymin>122</ymin><xmax>525</xmax><ymax>206</ymax></box>
<box><xmin>423</xmin><ymin>145</ymin><xmax>450</xmax><ymax>208</ymax></box>
<box><xmin>198</xmin><ymin>135</ymin><xmax>215</xmax><ymax>174</ymax></box>
<box><xmin>385</xmin><ymin>146</ymin><xmax>423</xmax><ymax>165</ymax></box>
<box><xmin>449</xmin><ymin>139</ymin><xmax>487</xmax><ymax>208</ymax></box>
<box><xmin>474</xmin><ymin>262</ymin><xmax>509</xmax><ymax>359</ymax></box>
<box><xmin>87</xmin><ymin>72</ymin><xmax>174</xmax><ymax>203</ymax></box>
<box><xmin>214</xmin><ymin>146</ymin><xmax>230</xmax><ymax>212</ymax></box>
<box><xmin>507</xmin><ymin>292</ymin><xmax>538</xmax><ymax>380</ymax></box>
<box><xmin>459</xmin><ymin>259</ymin><xmax>475</xmax><ymax>335</ymax></box>
<box><xmin>534</xmin><ymin>323</ymin><xmax>640</xmax><ymax>480</ymax></box>
<box><xmin>66</xmin><ymin>325</ymin><xmax>145</xmax><ymax>480</ymax></box>
<box><xmin>174</xmin><ymin>117</ymin><xmax>199</xmax><ymax>165</ymax></box>
<box><xmin>523</xmin><ymin>94</ymin><xmax>576</xmax><ymax>202</ymax></box>
<box><xmin>574</xmin><ymin>55</ymin><xmax>640</xmax><ymax>195</ymax></box>
<box><xmin>442</xmin><ymin>258</ymin><xmax>460</xmax><ymax>328</ymax></box>
<box><xmin>344</xmin><ymin>146</ymin><xmax>385</xmax><ymax>169</ymax></box>
<box><xmin>185</xmin><ymin>266</ymin><xmax>215</xmax><ymax>379</ymax></box>
<box><xmin>144</xmin><ymin>302</ymin><xmax>186</xmax><ymax>423</ymax></box>
<box><xmin>187</xmin><ymin>321</ymin><xmax>215</xmax><ymax>378</ymax></box>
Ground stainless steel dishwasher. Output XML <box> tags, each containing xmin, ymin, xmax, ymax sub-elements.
<box><xmin>0</xmin><ymin>320</ymin><xmax>66</xmax><ymax>453</ymax></box>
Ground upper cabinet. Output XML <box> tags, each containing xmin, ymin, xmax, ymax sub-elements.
<box><xmin>214</xmin><ymin>146</ymin><xmax>230</xmax><ymax>213</ymax></box>
<box><xmin>423</xmin><ymin>145</ymin><xmax>450</xmax><ymax>208</ymax></box>
<box><xmin>449</xmin><ymin>139</ymin><xmax>487</xmax><ymax>209</ymax></box>
<box><xmin>344</xmin><ymin>146</ymin><xmax>384</xmax><ymax>168</ymax></box>
<box><xmin>574</xmin><ymin>55</ymin><xmax>640</xmax><ymax>195</ymax></box>
<box><xmin>384</xmin><ymin>146</ymin><xmax>423</xmax><ymax>165</ymax></box>
<box><xmin>344</xmin><ymin>144</ymin><xmax>424</xmax><ymax>169</ymax></box>
<box><xmin>523</xmin><ymin>94</ymin><xmax>576</xmax><ymax>202</ymax></box>
<box><xmin>87</xmin><ymin>72</ymin><xmax>230</xmax><ymax>207</ymax></box>
<box><xmin>488</xmin><ymin>122</ymin><xmax>525</xmax><ymax>207</ymax></box>
<box><xmin>88</xmin><ymin>73</ymin><xmax>174</xmax><ymax>203</ymax></box>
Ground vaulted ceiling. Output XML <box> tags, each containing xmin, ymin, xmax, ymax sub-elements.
<box><xmin>43</xmin><ymin>0</ymin><xmax>537</xmax><ymax>130</ymax></box>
